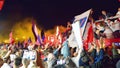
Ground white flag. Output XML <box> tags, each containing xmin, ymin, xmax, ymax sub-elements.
<box><xmin>72</xmin><ymin>9</ymin><xmax>91</xmax><ymax>48</ymax></box>
<box><xmin>74</xmin><ymin>9</ymin><xmax>91</xmax><ymax>36</ymax></box>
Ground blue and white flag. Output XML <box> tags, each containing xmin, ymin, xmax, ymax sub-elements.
<box><xmin>74</xmin><ymin>9</ymin><xmax>91</xmax><ymax>37</ymax></box>
<box><xmin>72</xmin><ymin>9</ymin><xmax>91</xmax><ymax>48</ymax></box>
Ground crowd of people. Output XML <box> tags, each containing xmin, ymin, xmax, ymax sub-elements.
<box><xmin>0</xmin><ymin>8</ymin><xmax>120</xmax><ymax>68</ymax></box>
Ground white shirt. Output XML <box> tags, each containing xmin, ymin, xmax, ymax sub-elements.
<box><xmin>47</xmin><ymin>53</ymin><xmax>56</xmax><ymax>61</ymax></box>
<box><xmin>57</xmin><ymin>59</ymin><xmax>66</xmax><ymax>65</ymax></box>
<box><xmin>116</xmin><ymin>11</ymin><xmax>120</xmax><ymax>15</ymax></box>
<box><xmin>27</xmin><ymin>61</ymin><xmax>34</xmax><ymax>68</ymax></box>
<box><xmin>10</xmin><ymin>54</ymin><xmax>17</xmax><ymax>62</ymax></box>
<box><xmin>111</xmin><ymin>20</ymin><xmax>120</xmax><ymax>32</ymax></box>
<box><xmin>47</xmin><ymin>53</ymin><xmax>56</xmax><ymax>68</ymax></box>
<box><xmin>104</xmin><ymin>28</ymin><xmax>113</xmax><ymax>38</ymax></box>
<box><xmin>116</xmin><ymin>60</ymin><xmax>120</xmax><ymax>68</ymax></box>
<box><xmin>1</xmin><ymin>63</ymin><xmax>12</xmax><ymax>68</ymax></box>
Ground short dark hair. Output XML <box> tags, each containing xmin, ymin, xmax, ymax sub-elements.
<box><xmin>14</xmin><ymin>57</ymin><xmax>22</xmax><ymax>66</ymax></box>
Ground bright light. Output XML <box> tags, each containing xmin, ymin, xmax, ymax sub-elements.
<box><xmin>15</xmin><ymin>37</ymin><xmax>18</xmax><ymax>40</ymax></box>
<box><xmin>22</xmin><ymin>36</ymin><xmax>26</xmax><ymax>39</ymax></box>
<box><xmin>4</xmin><ymin>40</ymin><xmax>9</xmax><ymax>43</ymax></box>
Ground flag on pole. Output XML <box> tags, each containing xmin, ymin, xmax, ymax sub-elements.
<box><xmin>56</xmin><ymin>26</ymin><xmax>59</xmax><ymax>37</ymax></box>
<box><xmin>74</xmin><ymin>9</ymin><xmax>91</xmax><ymax>37</ymax></box>
<box><xmin>9</xmin><ymin>32</ymin><xmax>14</xmax><ymax>44</ymax></box>
<box><xmin>32</xmin><ymin>20</ymin><xmax>41</xmax><ymax>45</ymax></box>
<box><xmin>32</xmin><ymin>23</ymin><xmax>38</xmax><ymax>41</ymax></box>
<box><xmin>72</xmin><ymin>9</ymin><xmax>91</xmax><ymax>48</ymax></box>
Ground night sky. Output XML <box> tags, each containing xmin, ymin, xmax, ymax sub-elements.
<box><xmin>0</xmin><ymin>0</ymin><xmax>120</xmax><ymax>30</ymax></box>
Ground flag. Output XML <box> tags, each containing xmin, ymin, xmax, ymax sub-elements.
<box><xmin>87</xmin><ymin>23</ymin><xmax>93</xmax><ymax>43</ymax></box>
<box><xmin>32</xmin><ymin>22</ymin><xmax>38</xmax><ymax>41</ymax></box>
<box><xmin>36</xmin><ymin>35</ymin><xmax>41</xmax><ymax>45</ymax></box>
<box><xmin>56</xmin><ymin>26</ymin><xmax>59</xmax><ymax>37</ymax></box>
<box><xmin>72</xmin><ymin>21</ymin><xmax>83</xmax><ymax>48</ymax></box>
<box><xmin>55</xmin><ymin>26</ymin><xmax>62</xmax><ymax>44</ymax></box>
<box><xmin>83</xmin><ymin>23</ymin><xmax>94</xmax><ymax>51</ymax></box>
<box><xmin>67</xmin><ymin>30</ymin><xmax>78</xmax><ymax>48</ymax></box>
<box><xmin>72</xmin><ymin>9</ymin><xmax>91</xmax><ymax>48</ymax></box>
<box><xmin>74</xmin><ymin>9</ymin><xmax>91</xmax><ymax>37</ymax></box>
<box><xmin>32</xmin><ymin>20</ymin><xmax>41</xmax><ymax>45</ymax></box>
<box><xmin>0</xmin><ymin>0</ymin><xmax>4</xmax><ymax>11</ymax></box>
<box><xmin>9</xmin><ymin>32</ymin><xmax>14</xmax><ymax>44</ymax></box>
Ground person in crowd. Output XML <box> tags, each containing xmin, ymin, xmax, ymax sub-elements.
<box><xmin>116</xmin><ymin>60</ymin><xmax>120</xmax><ymax>68</ymax></box>
<box><xmin>1</xmin><ymin>9</ymin><xmax>120</xmax><ymax>68</ymax></box>
<box><xmin>13</xmin><ymin>57</ymin><xmax>22</xmax><ymax>68</ymax></box>
<box><xmin>45</xmin><ymin>47</ymin><xmax>56</xmax><ymax>68</ymax></box>
<box><xmin>0</xmin><ymin>58</ymin><xmax>4</xmax><ymax>67</ymax></box>
<box><xmin>54</xmin><ymin>54</ymin><xmax>66</xmax><ymax>68</ymax></box>
<box><xmin>112</xmin><ymin>43</ymin><xmax>120</xmax><ymax>68</ymax></box>
<box><xmin>44</xmin><ymin>43</ymin><xmax>62</xmax><ymax>68</ymax></box>
<box><xmin>79</xmin><ymin>49</ymin><xmax>90</xmax><ymax>68</ymax></box>
<box><xmin>101</xmin><ymin>10</ymin><xmax>113</xmax><ymax>20</ymax></box>
<box><xmin>35</xmin><ymin>47</ymin><xmax>44</xmax><ymax>68</ymax></box>
<box><xmin>116</xmin><ymin>7</ymin><xmax>120</xmax><ymax>16</ymax></box>
<box><xmin>61</xmin><ymin>39</ymin><xmax>70</xmax><ymax>58</ymax></box>
<box><xmin>85</xmin><ymin>37</ymin><xmax>105</xmax><ymax>68</ymax></box>
<box><xmin>103</xmin><ymin>26</ymin><xmax>113</xmax><ymax>39</ymax></box>
<box><xmin>1</xmin><ymin>57</ymin><xmax>12</xmax><ymax>68</ymax></box>
<box><xmin>27</xmin><ymin>60</ymin><xmax>40</xmax><ymax>68</ymax></box>
<box><xmin>20</xmin><ymin>58</ymin><xmax>29</xmax><ymax>68</ymax></box>
<box><xmin>96</xmin><ymin>23</ymin><xmax>105</xmax><ymax>37</ymax></box>
<box><xmin>112</xmin><ymin>20</ymin><xmax>120</xmax><ymax>38</ymax></box>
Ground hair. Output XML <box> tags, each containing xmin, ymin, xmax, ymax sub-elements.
<box><xmin>14</xmin><ymin>57</ymin><xmax>22</xmax><ymax>66</ymax></box>
<box><xmin>47</xmin><ymin>48</ymin><xmax>53</xmax><ymax>53</ymax></box>
<box><xmin>0</xmin><ymin>58</ymin><xmax>4</xmax><ymax>67</ymax></box>
<box><xmin>73</xmin><ymin>47</ymin><xmax>77</xmax><ymax>53</ymax></box>
<box><xmin>22</xmin><ymin>58</ymin><xmax>29</xmax><ymax>66</ymax></box>
<box><xmin>34</xmin><ymin>44</ymin><xmax>38</xmax><ymax>50</ymax></box>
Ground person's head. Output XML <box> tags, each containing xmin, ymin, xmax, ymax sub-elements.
<box><xmin>102</xmin><ymin>10</ymin><xmax>106</xmax><ymax>15</ymax></box>
<box><xmin>118</xmin><ymin>8</ymin><xmax>120</xmax><ymax>11</ymax></box>
<box><xmin>14</xmin><ymin>57</ymin><xmax>22</xmax><ymax>67</ymax></box>
<box><xmin>47</xmin><ymin>47</ymin><xmax>53</xmax><ymax>53</ymax></box>
<box><xmin>107</xmin><ymin>19</ymin><xmax>111</xmax><ymax>23</ymax></box>
<box><xmin>28</xmin><ymin>44</ymin><xmax>34</xmax><ymax>50</ymax></box>
<box><xmin>59</xmin><ymin>54</ymin><xmax>64</xmax><ymax>60</ymax></box>
<box><xmin>73</xmin><ymin>47</ymin><xmax>77</xmax><ymax>53</ymax></box>
<box><xmin>22</xmin><ymin>58</ymin><xmax>29</xmax><ymax>66</ymax></box>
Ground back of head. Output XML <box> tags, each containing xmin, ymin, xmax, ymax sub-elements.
<box><xmin>14</xmin><ymin>57</ymin><xmax>22</xmax><ymax>66</ymax></box>
<box><xmin>22</xmin><ymin>58</ymin><xmax>29</xmax><ymax>66</ymax></box>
